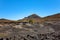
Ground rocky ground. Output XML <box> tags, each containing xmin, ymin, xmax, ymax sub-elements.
<box><xmin>0</xmin><ymin>21</ymin><xmax>60</xmax><ymax>40</ymax></box>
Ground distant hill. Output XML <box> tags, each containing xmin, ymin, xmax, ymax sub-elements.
<box><xmin>0</xmin><ymin>13</ymin><xmax>60</xmax><ymax>23</ymax></box>
<box><xmin>43</xmin><ymin>13</ymin><xmax>60</xmax><ymax>22</ymax></box>
<box><xmin>0</xmin><ymin>18</ymin><xmax>15</xmax><ymax>22</ymax></box>
<box><xmin>26</xmin><ymin>14</ymin><xmax>41</xmax><ymax>19</ymax></box>
<box><xmin>18</xmin><ymin>14</ymin><xmax>42</xmax><ymax>23</ymax></box>
<box><xmin>18</xmin><ymin>13</ymin><xmax>60</xmax><ymax>23</ymax></box>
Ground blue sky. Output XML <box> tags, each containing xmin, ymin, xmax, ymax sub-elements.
<box><xmin>0</xmin><ymin>0</ymin><xmax>60</xmax><ymax>20</ymax></box>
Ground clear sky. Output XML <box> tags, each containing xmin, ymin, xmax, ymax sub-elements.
<box><xmin>0</xmin><ymin>0</ymin><xmax>60</xmax><ymax>20</ymax></box>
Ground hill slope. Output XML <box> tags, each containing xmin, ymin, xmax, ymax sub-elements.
<box><xmin>18</xmin><ymin>14</ymin><xmax>42</xmax><ymax>23</ymax></box>
<box><xmin>42</xmin><ymin>13</ymin><xmax>60</xmax><ymax>23</ymax></box>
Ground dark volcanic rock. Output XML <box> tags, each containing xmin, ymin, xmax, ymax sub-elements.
<box><xmin>0</xmin><ymin>23</ymin><xmax>56</xmax><ymax>40</ymax></box>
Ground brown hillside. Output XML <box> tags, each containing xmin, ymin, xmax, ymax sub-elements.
<box><xmin>0</xmin><ymin>18</ymin><xmax>12</xmax><ymax>22</ymax></box>
<box><xmin>0</xmin><ymin>18</ymin><xmax>16</xmax><ymax>24</ymax></box>
<box><xmin>43</xmin><ymin>13</ymin><xmax>60</xmax><ymax>22</ymax></box>
<box><xmin>18</xmin><ymin>14</ymin><xmax>42</xmax><ymax>23</ymax></box>
<box><xmin>0</xmin><ymin>13</ymin><xmax>60</xmax><ymax>24</ymax></box>
<box><xmin>18</xmin><ymin>13</ymin><xmax>60</xmax><ymax>23</ymax></box>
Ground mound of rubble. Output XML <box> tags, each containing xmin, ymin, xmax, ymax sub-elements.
<box><xmin>0</xmin><ymin>21</ymin><xmax>60</xmax><ymax>40</ymax></box>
